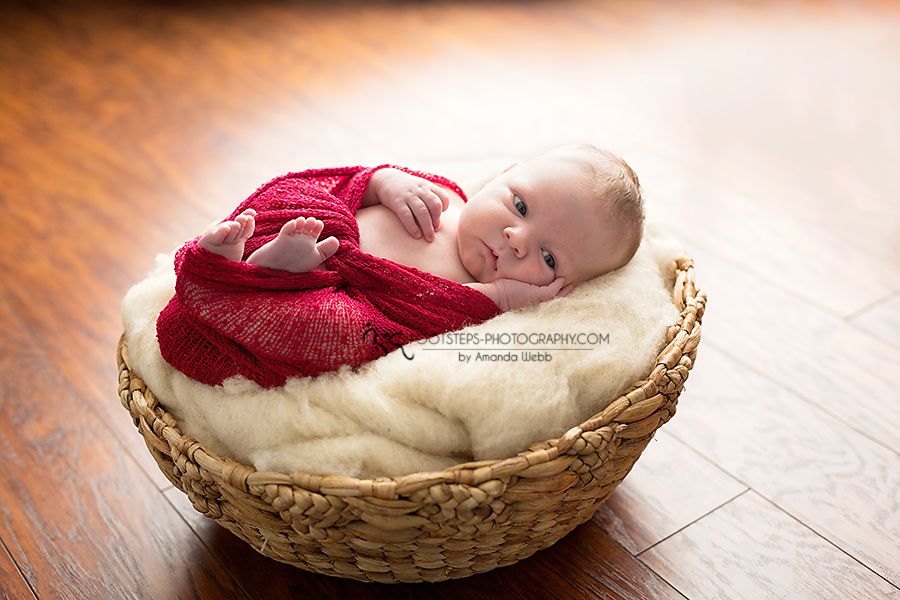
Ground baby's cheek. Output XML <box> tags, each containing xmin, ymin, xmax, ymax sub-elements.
<box><xmin>524</xmin><ymin>258</ymin><xmax>554</xmax><ymax>285</ymax></box>
<box><xmin>512</xmin><ymin>264</ymin><xmax>552</xmax><ymax>287</ymax></box>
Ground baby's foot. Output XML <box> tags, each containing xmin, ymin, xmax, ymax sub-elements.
<box><xmin>246</xmin><ymin>217</ymin><xmax>339</xmax><ymax>273</ymax></box>
<box><xmin>198</xmin><ymin>209</ymin><xmax>257</xmax><ymax>262</ymax></box>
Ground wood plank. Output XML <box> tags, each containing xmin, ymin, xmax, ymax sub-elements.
<box><xmin>609</xmin><ymin>4</ymin><xmax>900</xmax><ymax>317</ymax></box>
<box><xmin>0</xmin><ymin>296</ymin><xmax>248</xmax><ymax>600</ymax></box>
<box><xmin>593</xmin><ymin>430</ymin><xmax>747</xmax><ymax>554</ymax></box>
<box><xmin>664</xmin><ymin>345</ymin><xmax>900</xmax><ymax>588</ymax></box>
<box><xmin>514</xmin><ymin>519</ymin><xmax>687</xmax><ymax>600</ymax></box>
<box><xmin>620</xmin><ymin>3</ymin><xmax>900</xmax><ymax>268</ymax></box>
<box><xmin>0</xmin><ymin>0</ymin><xmax>384</xmax><ymax>265</ymax></box>
<box><xmin>636</xmin><ymin>153</ymin><xmax>900</xmax><ymax>318</ymax></box>
<box><xmin>316</xmin><ymin>1</ymin><xmax>643</xmax><ymax>163</ymax></box>
<box><xmin>675</xmin><ymin>246</ymin><xmax>900</xmax><ymax>457</ymax></box>
<box><xmin>851</xmin><ymin>292</ymin><xmax>900</xmax><ymax>350</ymax></box>
<box><xmin>0</xmin><ymin>543</ymin><xmax>37</xmax><ymax>600</ymax></box>
<box><xmin>164</xmin><ymin>488</ymin><xmax>685</xmax><ymax>599</ymax></box>
<box><xmin>641</xmin><ymin>491</ymin><xmax>899</xmax><ymax>600</ymax></box>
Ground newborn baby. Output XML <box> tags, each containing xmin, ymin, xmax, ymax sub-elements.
<box><xmin>200</xmin><ymin>143</ymin><xmax>643</xmax><ymax>311</ymax></box>
<box><xmin>157</xmin><ymin>143</ymin><xmax>643</xmax><ymax>387</ymax></box>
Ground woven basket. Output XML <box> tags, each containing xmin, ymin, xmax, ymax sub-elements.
<box><xmin>117</xmin><ymin>257</ymin><xmax>704</xmax><ymax>584</ymax></box>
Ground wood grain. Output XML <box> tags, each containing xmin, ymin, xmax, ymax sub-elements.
<box><xmin>641</xmin><ymin>491</ymin><xmax>898</xmax><ymax>600</ymax></box>
<box><xmin>665</xmin><ymin>345</ymin><xmax>900</xmax><ymax>588</ymax></box>
<box><xmin>593</xmin><ymin>430</ymin><xmax>747</xmax><ymax>555</ymax></box>
<box><xmin>617</xmin><ymin>3</ymin><xmax>900</xmax><ymax>269</ymax></box>
<box><xmin>0</xmin><ymin>542</ymin><xmax>36</xmax><ymax>600</ymax></box>
<box><xmin>0</xmin><ymin>294</ymin><xmax>247</xmax><ymax>599</ymax></box>
<box><xmin>675</xmin><ymin>245</ymin><xmax>900</xmax><ymax>457</ymax></box>
<box><xmin>851</xmin><ymin>292</ymin><xmax>900</xmax><ymax>350</ymax></box>
<box><xmin>639</xmin><ymin>157</ymin><xmax>900</xmax><ymax>318</ymax></box>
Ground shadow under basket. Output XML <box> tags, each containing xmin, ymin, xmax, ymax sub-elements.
<box><xmin>117</xmin><ymin>257</ymin><xmax>705</xmax><ymax>584</ymax></box>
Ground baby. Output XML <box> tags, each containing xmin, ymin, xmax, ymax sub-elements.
<box><xmin>198</xmin><ymin>143</ymin><xmax>644</xmax><ymax>311</ymax></box>
<box><xmin>158</xmin><ymin>143</ymin><xmax>643</xmax><ymax>387</ymax></box>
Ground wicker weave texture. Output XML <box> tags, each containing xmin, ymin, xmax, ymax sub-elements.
<box><xmin>118</xmin><ymin>257</ymin><xmax>704</xmax><ymax>583</ymax></box>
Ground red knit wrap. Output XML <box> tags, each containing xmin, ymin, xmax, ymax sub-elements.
<box><xmin>156</xmin><ymin>165</ymin><xmax>501</xmax><ymax>388</ymax></box>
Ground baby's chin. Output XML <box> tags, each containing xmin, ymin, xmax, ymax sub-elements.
<box><xmin>459</xmin><ymin>257</ymin><xmax>491</xmax><ymax>284</ymax></box>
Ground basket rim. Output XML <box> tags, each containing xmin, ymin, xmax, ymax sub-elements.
<box><xmin>118</xmin><ymin>257</ymin><xmax>704</xmax><ymax>500</ymax></box>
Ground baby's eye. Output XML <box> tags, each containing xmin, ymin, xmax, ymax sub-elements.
<box><xmin>514</xmin><ymin>194</ymin><xmax>527</xmax><ymax>216</ymax></box>
<box><xmin>542</xmin><ymin>249</ymin><xmax>556</xmax><ymax>269</ymax></box>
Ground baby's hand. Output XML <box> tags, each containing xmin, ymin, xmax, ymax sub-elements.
<box><xmin>370</xmin><ymin>169</ymin><xmax>450</xmax><ymax>242</ymax></box>
<box><xmin>469</xmin><ymin>277</ymin><xmax>573</xmax><ymax>311</ymax></box>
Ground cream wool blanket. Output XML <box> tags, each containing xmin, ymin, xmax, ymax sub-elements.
<box><xmin>121</xmin><ymin>162</ymin><xmax>683</xmax><ymax>479</ymax></box>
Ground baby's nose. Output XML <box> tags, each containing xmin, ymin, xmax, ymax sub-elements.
<box><xmin>503</xmin><ymin>226</ymin><xmax>528</xmax><ymax>258</ymax></box>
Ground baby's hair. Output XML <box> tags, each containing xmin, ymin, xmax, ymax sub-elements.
<box><xmin>545</xmin><ymin>143</ymin><xmax>645</xmax><ymax>271</ymax></box>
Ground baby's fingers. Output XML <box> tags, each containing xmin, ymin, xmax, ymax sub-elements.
<box><xmin>399</xmin><ymin>194</ymin><xmax>440</xmax><ymax>242</ymax></box>
<box><xmin>410</xmin><ymin>199</ymin><xmax>438</xmax><ymax>242</ymax></box>
<box><xmin>417</xmin><ymin>188</ymin><xmax>449</xmax><ymax>241</ymax></box>
<box><xmin>547</xmin><ymin>277</ymin><xmax>573</xmax><ymax>298</ymax></box>
<box><xmin>392</xmin><ymin>203</ymin><xmax>425</xmax><ymax>240</ymax></box>
<box><xmin>432</xmin><ymin>185</ymin><xmax>451</xmax><ymax>216</ymax></box>
<box><xmin>546</xmin><ymin>277</ymin><xmax>568</xmax><ymax>296</ymax></box>
<box><xmin>428</xmin><ymin>187</ymin><xmax>449</xmax><ymax>229</ymax></box>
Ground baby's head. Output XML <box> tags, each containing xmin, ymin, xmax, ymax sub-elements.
<box><xmin>457</xmin><ymin>143</ymin><xmax>644</xmax><ymax>288</ymax></box>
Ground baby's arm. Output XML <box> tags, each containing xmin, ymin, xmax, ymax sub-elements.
<box><xmin>465</xmin><ymin>277</ymin><xmax>573</xmax><ymax>311</ymax></box>
<box><xmin>361</xmin><ymin>168</ymin><xmax>450</xmax><ymax>242</ymax></box>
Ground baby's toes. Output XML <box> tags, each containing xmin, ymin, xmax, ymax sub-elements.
<box><xmin>200</xmin><ymin>225</ymin><xmax>224</xmax><ymax>246</ymax></box>
<box><xmin>296</xmin><ymin>217</ymin><xmax>321</xmax><ymax>238</ymax></box>
<box><xmin>220</xmin><ymin>222</ymin><xmax>242</xmax><ymax>244</ymax></box>
<box><xmin>241</xmin><ymin>218</ymin><xmax>256</xmax><ymax>240</ymax></box>
<box><xmin>235</xmin><ymin>212</ymin><xmax>254</xmax><ymax>231</ymax></box>
<box><xmin>297</xmin><ymin>217</ymin><xmax>319</xmax><ymax>237</ymax></box>
<box><xmin>279</xmin><ymin>217</ymin><xmax>303</xmax><ymax>236</ymax></box>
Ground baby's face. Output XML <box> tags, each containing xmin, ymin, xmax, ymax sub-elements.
<box><xmin>457</xmin><ymin>154</ymin><xmax>625</xmax><ymax>287</ymax></box>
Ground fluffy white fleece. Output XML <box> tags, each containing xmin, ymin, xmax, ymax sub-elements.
<box><xmin>121</xmin><ymin>163</ymin><xmax>684</xmax><ymax>479</ymax></box>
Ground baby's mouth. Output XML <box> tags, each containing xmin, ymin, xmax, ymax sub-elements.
<box><xmin>483</xmin><ymin>242</ymin><xmax>498</xmax><ymax>271</ymax></box>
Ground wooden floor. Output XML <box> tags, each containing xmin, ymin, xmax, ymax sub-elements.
<box><xmin>1</xmin><ymin>0</ymin><xmax>899</xmax><ymax>597</ymax></box>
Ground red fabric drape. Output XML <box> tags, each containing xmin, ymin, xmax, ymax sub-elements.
<box><xmin>156</xmin><ymin>166</ymin><xmax>501</xmax><ymax>388</ymax></box>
